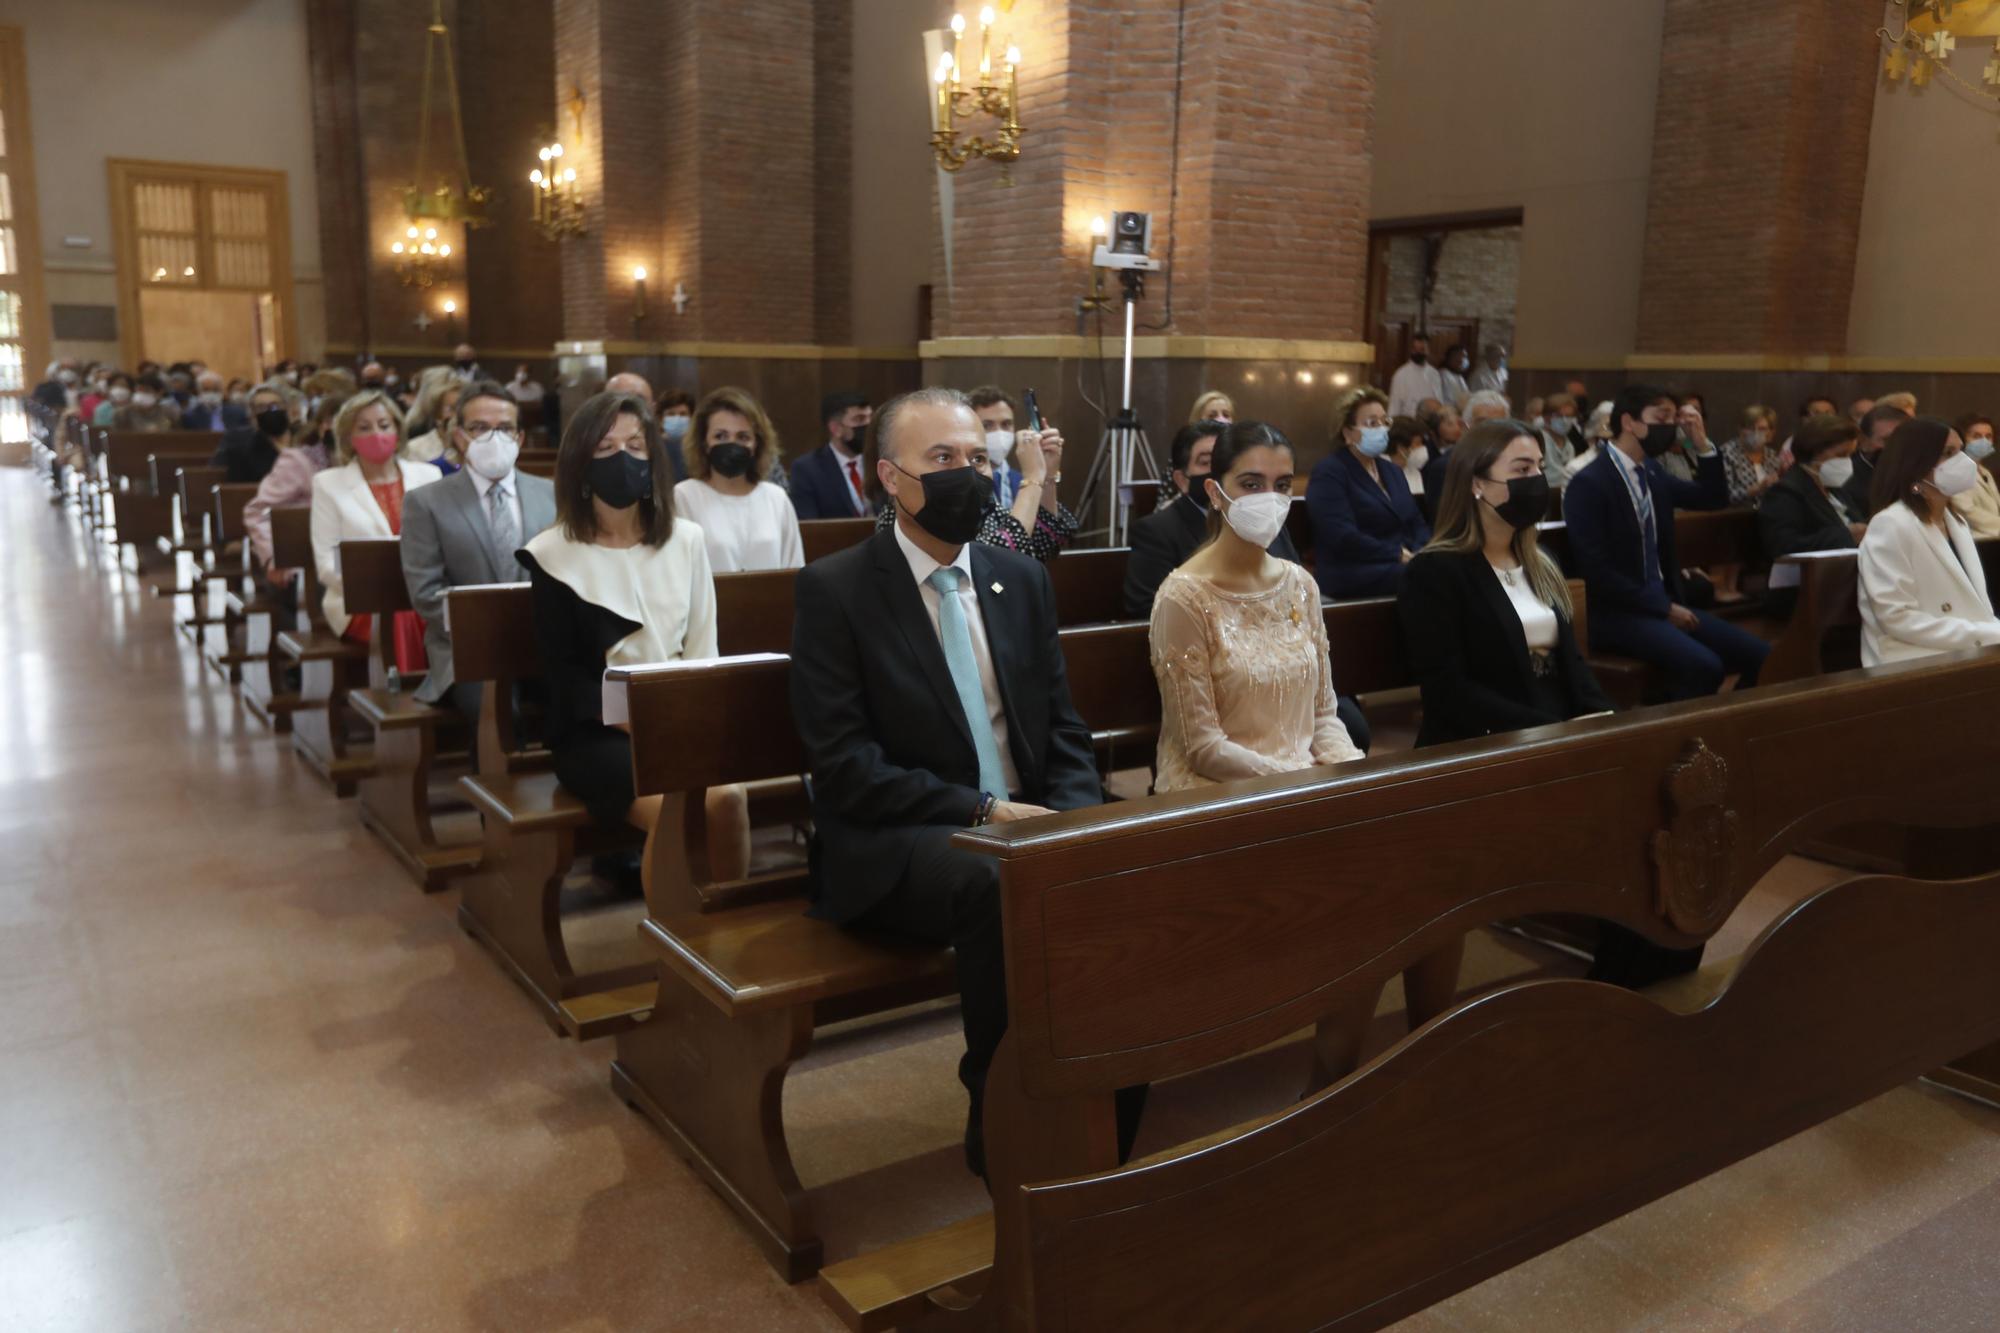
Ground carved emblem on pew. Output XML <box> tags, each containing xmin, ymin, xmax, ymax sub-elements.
<box><xmin>1651</xmin><ymin>738</ymin><xmax>1741</xmax><ymax>935</ymax></box>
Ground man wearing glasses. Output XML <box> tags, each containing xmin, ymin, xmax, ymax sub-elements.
<box><xmin>400</xmin><ymin>379</ymin><xmax>558</xmax><ymax>717</ymax></box>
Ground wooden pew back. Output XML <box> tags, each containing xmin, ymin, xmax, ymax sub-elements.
<box><xmin>212</xmin><ymin>482</ymin><xmax>258</xmax><ymax>551</ymax></box>
<box><xmin>444</xmin><ymin>582</ymin><xmax>541</xmax><ymax>770</ymax></box>
<box><xmin>1761</xmin><ymin>552</ymin><xmax>1862</xmax><ymax>686</ymax></box>
<box><xmin>270</xmin><ymin>506</ymin><xmax>321</xmax><ymax>630</ymax></box>
<box><xmin>338</xmin><ymin>539</ymin><xmax>414</xmax><ymax>687</ymax></box>
<box><xmin>174</xmin><ymin>466</ymin><xmax>225</xmax><ymax>547</ymax></box>
<box><xmin>1046</xmin><ymin>547</ymin><xmax>1128</xmax><ymax>626</ymax></box>
<box><xmin>714</xmin><ymin>570</ymin><xmax>796</xmax><ymax>657</ymax></box>
<box><xmin>101</xmin><ymin>431</ymin><xmax>217</xmax><ymax>491</ymax></box>
<box><xmin>955</xmin><ymin>653</ymin><xmax>2000</xmax><ymax>1330</ymax></box>
<box><xmin>799</xmin><ymin>517</ymin><xmax>875</xmax><ymax>564</ymax></box>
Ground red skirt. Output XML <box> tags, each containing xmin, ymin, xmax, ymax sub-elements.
<box><xmin>343</xmin><ymin>609</ymin><xmax>430</xmax><ymax>676</ymax></box>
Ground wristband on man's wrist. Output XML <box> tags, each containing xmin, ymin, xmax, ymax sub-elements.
<box><xmin>973</xmin><ymin>792</ymin><xmax>997</xmax><ymax>826</ymax></box>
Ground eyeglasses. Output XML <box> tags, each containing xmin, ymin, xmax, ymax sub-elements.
<box><xmin>462</xmin><ymin>426</ymin><xmax>521</xmax><ymax>444</ymax></box>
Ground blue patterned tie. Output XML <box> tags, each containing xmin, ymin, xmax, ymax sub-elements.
<box><xmin>926</xmin><ymin>566</ymin><xmax>1008</xmax><ymax>798</ymax></box>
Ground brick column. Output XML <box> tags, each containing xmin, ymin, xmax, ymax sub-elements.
<box><xmin>1635</xmin><ymin>0</ymin><xmax>1882</xmax><ymax>357</ymax></box>
<box><xmin>926</xmin><ymin>0</ymin><xmax>1376</xmax><ymax>461</ymax></box>
<box><xmin>552</xmin><ymin>0</ymin><xmax>862</xmax><ymax>446</ymax></box>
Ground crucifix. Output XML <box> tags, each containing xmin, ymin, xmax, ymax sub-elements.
<box><xmin>413</xmin><ymin>310</ymin><xmax>433</xmax><ymax>332</ymax></box>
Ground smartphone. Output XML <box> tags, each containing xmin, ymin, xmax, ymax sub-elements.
<box><xmin>1023</xmin><ymin>387</ymin><xmax>1044</xmax><ymax>432</ymax></box>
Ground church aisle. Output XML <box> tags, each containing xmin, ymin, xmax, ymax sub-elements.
<box><xmin>8</xmin><ymin>464</ymin><xmax>2000</xmax><ymax>1331</ymax></box>
<box><xmin>0</xmin><ymin>469</ymin><xmax>856</xmax><ymax>1330</ymax></box>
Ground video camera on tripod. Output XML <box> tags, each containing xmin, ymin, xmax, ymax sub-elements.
<box><xmin>1078</xmin><ymin>211</ymin><xmax>1165</xmax><ymax>545</ymax></box>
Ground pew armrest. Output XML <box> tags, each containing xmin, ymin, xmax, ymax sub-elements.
<box><xmin>351</xmin><ymin>688</ymin><xmax>444</xmax><ymax>732</ymax></box>
<box><xmin>818</xmin><ymin>1213</ymin><xmax>995</xmax><ymax>1333</ymax></box>
<box><xmin>276</xmin><ymin>628</ymin><xmax>366</xmax><ymax>665</ymax></box>
<box><xmin>460</xmin><ymin>770</ymin><xmax>591</xmax><ymax>834</ymax></box>
<box><xmin>640</xmin><ymin>902</ymin><xmax>955</xmax><ymax>1018</ymax></box>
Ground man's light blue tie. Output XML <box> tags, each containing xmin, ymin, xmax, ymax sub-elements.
<box><xmin>926</xmin><ymin>566</ymin><xmax>1008</xmax><ymax>798</ymax></box>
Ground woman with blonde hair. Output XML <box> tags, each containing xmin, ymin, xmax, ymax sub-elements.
<box><xmin>671</xmin><ymin>385</ymin><xmax>804</xmax><ymax>572</ymax></box>
<box><xmin>307</xmin><ymin>389</ymin><xmax>441</xmax><ymax>667</ymax></box>
<box><xmin>404</xmin><ymin>365</ymin><xmax>465</xmax><ymax>470</ymax></box>
<box><xmin>1188</xmin><ymin>389</ymin><xmax>1235</xmax><ymax>426</ymax></box>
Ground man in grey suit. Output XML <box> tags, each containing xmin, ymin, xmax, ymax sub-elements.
<box><xmin>400</xmin><ymin>380</ymin><xmax>557</xmax><ymax>715</ymax></box>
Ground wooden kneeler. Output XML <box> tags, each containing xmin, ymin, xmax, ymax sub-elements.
<box><xmin>339</xmin><ymin>538</ymin><xmax>480</xmax><ymax>891</ymax></box>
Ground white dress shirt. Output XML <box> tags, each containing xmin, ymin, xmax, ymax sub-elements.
<box><xmin>829</xmin><ymin>438</ymin><xmax>869</xmax><ymax>515</ymax></box>
<box><xmin>469</xmin><ymin>466</ymin><xmax>523</xmax><ymax>540</ymax></box>
<box><xmin>892</xmin><ymin>520</ymin><xmax>1021</xmax><ymax>796</ymax></box>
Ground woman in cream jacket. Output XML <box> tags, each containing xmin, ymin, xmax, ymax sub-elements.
<box><xmin>1948</xmin><ymin>413</ymin><xmax>2000</xmax><ymax>539</ymax></box>
<box><xmin>308</xmin><ymin>389</ymin><xmax>443</xmax><ymax>643</ymax></box>
<box><xmin>1858</xmin><ymin>416</ymin><xmax>2000</xmax><ymax>667</ymax></box>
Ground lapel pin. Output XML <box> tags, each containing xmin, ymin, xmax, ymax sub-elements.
<box><xmin>991</xmin><ymin>581</ymin><xmax>1004</xmax><ymax>594</ymax></box>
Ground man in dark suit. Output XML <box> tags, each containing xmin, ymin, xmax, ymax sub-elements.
<box><xmin>789</xmin><ymin>390</ymin><xmax>875</xmax><ymax>519</ymax></box>
<box><xmin>1842</xmin><ymin>403</ymin><xmax>1909</xmax><ymax>518</ymax></box>
<box><xmin>967</xmin><ymin>385</ymin><xmax>1029</xmax><ymax>509</ymax></box>
<box><xmin>1564</xmin><ymin>384</ymin><xmax>1767</xmax><ymax>700</ymax></box>
<box><xmin>180</xmin><ymin>369</ymin><xmax>250</xmax><ymax>432</ymax></box>
<box><xmin>790</xmin><ymin>386</ymin><xmax>1103</xmax><ymax>1175</ymax></box>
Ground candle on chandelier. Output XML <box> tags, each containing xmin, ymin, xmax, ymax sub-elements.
<box><xmin>949</xmin><ymin>12</ymin><xmax>966</xmax><ymax>87</ymax></box>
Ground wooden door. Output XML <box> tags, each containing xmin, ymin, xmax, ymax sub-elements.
<box><xmin>0</xmin><ymin>26</ymin><xmax>49</xmax><ymax>445</ymax></box>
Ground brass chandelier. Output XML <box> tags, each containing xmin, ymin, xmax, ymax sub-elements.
<box><xmin>930</xmin><ymin>6</ymin><xmax>1025</xmax><ymax>173</ymax></box>
<box><xmin>391</xmin><ymin>0</ymin><xmax>491</xmax><ymax>289</ymax></box>
<box><xmin>1881</xmin><ymin>0</ymin><xmax>2000</xmax><ymax>99</ymax></box>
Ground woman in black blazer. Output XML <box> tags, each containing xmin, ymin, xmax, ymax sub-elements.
<box><xmin>1399</xmin><ymin>420</ymin><xmax>1612</xmax><ymax>748</ymax></box>
<box><xmin>1757</xmin><ymin>414</ymin><xmax>1865</xmax><ymax>619</ymax></box>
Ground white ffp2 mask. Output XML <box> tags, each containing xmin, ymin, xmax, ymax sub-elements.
<box><xmin>1216</xmin><ymin>488</ymin><xmax>1290</xmax><ymax>549</ymax></box>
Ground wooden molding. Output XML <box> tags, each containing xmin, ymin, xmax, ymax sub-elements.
<box><xmin>919</xmin><ymin>334</ymin><xmax>1375</xmax><ymax>362</ymax></box>
<box><xmin>1516</xmin><ymin>352</ymin><xmax>2000</xmax><ymax>375</ymax></box>
<box><xmin>548</xmin><ymin>339</ymin><xmax>921</xmax><ymax>361</ymax></box>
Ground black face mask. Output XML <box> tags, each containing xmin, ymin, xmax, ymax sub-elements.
<box><xmin>1640</xmin><ymin>422</ymin><xmax>1679</xmax><ymax>458</ymax></box>
<box><xmin>454</xmin><ymin>358</ymin><xmax>475</xmax><ymax>372</ymax></box>
<box><xmin>1411</xmin><ymin>353</ymin><xmax>1430</xmax><ymax>366</ymax></box>
<box><xmin>707</xmin><ymin>442</ymin><xmax>754</xmax><ymax>479</ymax></box>
<box><xmin>1183</xmin><ymin>471</ymin><xmax>1212</xmax><ymax>510</ymax></box>
<box><xmin>897</xmin><ymin>463</ymin><xmax>987</xmax><ymax>545</ymax></box>
<box><xmin>1482</xmin><ymin>474</ymin><xmax>1551</xmax><ymax>531</ymax></box>
<box><xmin>255</xmin><ymin>406</ymin><xmax>291</xmax><ymax>439</ymax></box>
<box><xmin>588</xmin><ymin>450</ymin><xmax>652</xmax><ymax>510</ymax></box>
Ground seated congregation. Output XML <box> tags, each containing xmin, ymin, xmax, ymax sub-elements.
<box><xmin>31</xmin><ymin>348</ymin><xmax>2000</xmax><ymax>1332</ymax></box>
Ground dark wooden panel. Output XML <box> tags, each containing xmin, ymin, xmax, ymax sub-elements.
<box><xmin>444</xmin><ymin>583</ymin><xmax>538</xmax><ymax>683</ymax></box>
<box><xmin>337</xmin><ymin>538</ymin><xmax>410</xmax><ymax>616</ymax></box>
<box><xmin>800</xmin><ymin>517</ymin><xmax>875</xmax><ymax>564</ymax></box>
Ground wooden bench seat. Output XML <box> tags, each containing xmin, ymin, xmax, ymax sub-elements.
<box><xmin>799</xmin><ymin>517</ymin><xmax>876</xmax><ymax>564</ymax></box>
<box><xmin>814</xmin><ymin>649</ymin><xmax>2000</xmax><ymax>1331</ymax></box>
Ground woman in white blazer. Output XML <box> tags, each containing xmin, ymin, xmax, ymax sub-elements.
<box><xmin>308</xmin><ymin>389</ymin><xmax>443</xmax><ymax>661</ymax></box>
<box><xmin>1857</xmin><ymin>416</ymin><xmax>2000</xmax><ymax>667</ymax></box>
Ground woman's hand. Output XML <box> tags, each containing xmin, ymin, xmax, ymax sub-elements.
<box><xmin>1035</xmin><ymin>427</ymin><xmax>1064</xmax><ymax>511</ymax></box>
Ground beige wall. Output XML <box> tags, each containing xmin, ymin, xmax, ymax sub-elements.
<box><xmin>849</xmin><ymin>0</ymin><xmax>936</xmax><ymax>351</ymax></box>
<box><xmin>1</xmin><ymin>0</ymin><xmax>323</xmax><ymax>362</ymax></box>
<box><xmin>1848</xmin><ymin>64</ymin><xmax>2000</xmax><ymax>362</ymax></box>
<box><xmin>1372</xmin><ymin>0</ymin><xmax>1663</xmax><ymax>368</ymax></box>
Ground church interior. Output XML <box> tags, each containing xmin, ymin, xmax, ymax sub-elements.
<box><xmin>10</xmin><ymin>0</ymin><xmax>2000</xmax><ymax>1329</ymax></box>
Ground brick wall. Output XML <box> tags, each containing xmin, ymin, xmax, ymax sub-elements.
<box><xmin>1636</xmin><ymin>0</ymin><xmax>1881</xmax><ymax>355</ymax></box>
<box><xmin>936</xmin><ymin>0</ymin><xmax>1375</xmax><ymax>343</ymax></box>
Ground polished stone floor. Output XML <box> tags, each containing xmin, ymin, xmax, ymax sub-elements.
<box><xmin>4</xmin><ymin>463</ymin><xmax>2000</xmax><ymax>1332</ymax></box>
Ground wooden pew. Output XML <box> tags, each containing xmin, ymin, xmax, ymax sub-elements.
<box><xmin>517</xmin><ymin>447</ymin><xmax>557</xmax><ymax>478</ymax></box>
<box><xmin>819</xmin><ymin>650</ymin><xmax>2000</xmax><ymax>1330</ymax></box>
<box><xmin>800</xmin><ymin>517</ymin><xmax>876</xmax><ymax>564</ymax></box>
<box><xmin>101</xmin><ymin>434</ymin><xmax>217</xmax><ymax>573</ymax></box>
<box><xmin>215</xmin><ymin>490</ymin><xmax>304</xmax><ymax>725</ymax></box>
<box><xmin>160</xmin><ymin>464</ymin><xmax>229</xmax><ymax>640</ymax></box>
<box><xmin>272</xmin><ymin>506</ymin><xmax>372</xmax><ymax>795</ymax></box>
<box><xmin>595</xmin><ymin>591</ymin><xmax>1447</xmax><ymax>1281</ymax></box>
<box><xmin>1045</xmin><ymin>547</ymin><xmax>1128</xmax><ymax>626</ymax></box>
<box><xmin>340</xmin><ymin>538</ymin><xmax>482</xmax><ymax>891</ymax></box>
<box><xmin>1759</xmin><ymin>551</ymin><xmax>1861</xmax><ymax>686</ymax></box>
<box><xmin>447</xmin><ymin>584</ymin><xmax>655</xmax><ymax>1040</ymax></box>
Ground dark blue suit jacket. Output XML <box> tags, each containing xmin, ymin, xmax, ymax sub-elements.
<box><xmin>1562</xmin><ymin>446</ymin><xmax>1728</xmax><ymax>620</ymax></box>
<box><xmin>1307</xmin><ymin>448</ymin><xmax>1431</xmax><ymax>599</ymax></box>
<box><xmin>181</xmin><ymin>401</ymin><xmax>249</xmax><ymax>433</ymax></box>
<box><xmin>790</xmin><ymin>442</ymin><xmax>871</xmax><ymax>519</ymax></box>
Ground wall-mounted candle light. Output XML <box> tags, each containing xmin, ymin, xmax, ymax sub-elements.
<box><xmin>632</xmin><ymin>265</ymin><xmax>649</xmax><ymax>324</ymax></box>
<box><xmin>441</xmin><ymin>297</ymin><xmax>459</xmax><ymax>341</ymax></box>
<box><xmin>1078</xmin><ymin>214</ymin><xmax>1112</xmax><ymax>314</ymax></box>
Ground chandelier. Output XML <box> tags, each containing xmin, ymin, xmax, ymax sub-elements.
<box><xmin>1880</xmin><ymin>0</ymin><xmax>2000</xmax><ymax>99</ymax></box>
<box><xmin>930</xmin><ymin>6</ymin><xmax>1025</xmax><ymax>173</ymax></box>
<box><xmin>391</xmin><ymin>0</ymin><xmax>491</xmax><ymax>289</ymax></box>
<box><xmin>530</xmin><ymin>141</ymin><xmax>584</xmax><ymax>239</ymax></box>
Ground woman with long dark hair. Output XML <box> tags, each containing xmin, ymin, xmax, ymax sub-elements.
<box><xmin>519</xmin><ymin>390</ymin><xmax>746</xmax><ymax>876</ymax></box>
<box><xmin>1399</xmin><ymin>419</ymin><xmax>1612</xmax><ymax>747</ymax></box>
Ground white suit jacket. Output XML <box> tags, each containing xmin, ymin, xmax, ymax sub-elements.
<box><xmin>309</xmin><ymin>457</ymin><xmax>443</xmax><ymax>637</ymax></box>
<box><xmin>1858</xmin><ymin>501</ymin><xmax>2000</xmax><ymax>667</ymax></box>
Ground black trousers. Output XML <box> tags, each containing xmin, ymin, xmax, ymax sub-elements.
<box><xmin>858</xmin><ymin>826</ymin><xmax>1008</xmax><ymax>1125</ymax></box>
